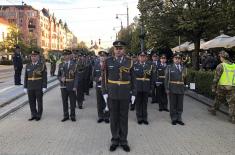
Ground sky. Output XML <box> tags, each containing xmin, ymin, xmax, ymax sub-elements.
<box><xmin>2</xmin><ymin>0</ymin><xmax>140</xmax><ymax>49</ymax></box>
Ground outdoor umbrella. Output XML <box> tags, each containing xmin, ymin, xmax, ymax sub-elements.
<box><xmin>171</xmin><ymin>41</ymin><xmax>191</xmax><ymax>52</ymax></box>
<box><xmin>201</xmin><ymin>34</ymin><xmax>232</xmax><ymax>49</ymax></box>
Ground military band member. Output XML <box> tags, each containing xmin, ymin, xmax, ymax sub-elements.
<box><xmin>57</xmin><ymin>50</ymin><xmax>78</xmax><ymax>122</ymax></box>
<box><xmin>151</xmin><ymin>52</ymin><xmax>160</xmax><ymax>104</ymax></box>
<box><xmin>102</xmin><ymin>40</ymin><xmax>136</xmax><ymax>152</ymax></box>
<box><xmin>93</xmin><ymin>51</ymin><xmax>109</xmax><ymax>123</ymax></box>
<box><xmin>76</xmin><ymin>52</ymin><xmax>85</xmax><ymax>109</ymax></box>
<box><xmin>24</xmin><ymin>50</ymin><xmax>47</xmax><ymax>121</ymax></box>
<box><xmin>165</xmin><ymin>53</ymin><xmax>187</xmax><ymax>126</ymax></box>
<box><xmin>208</xmin><ymin>51</ymin><xmax>235</xmax><ymax>124</ymax></box>
<box><xmin>130</xmin><ymin>53</ymin><xmax>138</xmax><ymax>111</ymax></box>
<box><xmin>155</xmin><ymin>54</ymin><xmax>169</xmax><ymax>112</ymax></box>
<box><xmin>133</xmin><ymin>51</ymin><xmax>153</xmax><ymax>125</ymax></box>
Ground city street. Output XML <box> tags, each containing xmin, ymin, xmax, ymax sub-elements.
<box><xmin>0</xmin><ymin>86</ymin><xmax>234</xmax><ymax>155</ymax></box>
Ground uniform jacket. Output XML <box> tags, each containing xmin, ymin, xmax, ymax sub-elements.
<box><xmin>102</xmin><ymin>56</ymin><xmax>137</xmax><ymax>100</ymax></box>
<box><xmin>133</xmin><ymin>61</ymin><xmax>154</xmax><ymax>93</ymax></box>
<box><xmin>12</xmin><ymin>52</ymin><xmax>23</xmax><ymax>69</ymax></box>
<box><xmin>155</xmin><ymin>63</ymin><xmax>168</xmax><ymax>84</ymax></box>
<box><xmin>24</xmin><ymin>62</ymin><xmax>47</xmax><ymax>90</ymax></box>
<box><xmin>57</xmin><ymin>60</ymin><xmax>78</xmax><ymax>91</ymax></box>
<box><xmin>93</xmin><ymin>60</ymin><xmax>102</xmax><ymax>87</ymax></box>
<box><xmin>165</xmin><ymin>64</ymin><xmax>186</xmax><ymax>94</ymax></box>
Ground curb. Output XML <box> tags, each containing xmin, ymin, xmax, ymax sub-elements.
<box><xmin>1</xmin><ymin>77</ymin><xmax>58</xmax><ymax>107</ymax></box>
<box><xmin>0</xmin><ymin>80</ymin><xmax>59</xmax><ymax>120</ymax></box>
<box><xmin>186</xmin><ymin>90</ymin><xmax>228</xmax><ymax>115</ymax></box>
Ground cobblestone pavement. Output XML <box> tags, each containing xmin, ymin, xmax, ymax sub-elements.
<box><xmin>0</xmin><ymin>87</ymin><xmax>235</xmax><ymax>155</ymax></box>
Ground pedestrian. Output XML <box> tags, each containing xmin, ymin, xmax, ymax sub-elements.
<box><xmin>165</xmin><ymin>53</ymin><xmax>187</xmax><ymax>125</ymax></box>
<box><xmin>133</xmin><ymin>51</ymin><xmax>154</xmax><ymax>125</ymax></box>
<box><xmin>155</xmin><ymin>54</ymin><xmax>169</xmax><ymax>112</ymax></box>
<box><xmin>13</xmin><ymin>45</ymin><xmax>23</xmax><ymax>85</ymax></box>
<box><xmin>208</xmin><ymin>50</ymin><xmax>235</xmax><ymax>124</ymax></box>
<box><xmin>93</xmin><ymin>51</ymin><xmax>109</xmax><ymax>123</ymax></box>
<box><xmin>102</xmin><ymin>40</ymin><xmax>136</xmax><ymax>152</ymax></box>
<box><xmin>57</xmin><ymin>50</ymin><xmax>78</xmax><ymax>122</ymax></box>
<box><xmin>24</xmin><ymin>50</ymin><xmax>47</xmax><ymax>121</ymax></box>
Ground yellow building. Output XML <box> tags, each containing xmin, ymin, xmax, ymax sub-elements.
<box><xmin>0</xmin><ymin>17</ymin><xmax>10</xmax><ymax>42</ymax></box>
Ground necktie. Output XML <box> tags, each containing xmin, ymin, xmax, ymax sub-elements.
<box><xmin>117</xmin><ymin>57</ymin><xmax>121</xmax><ymax>64</ymax></box>
<box><xmin>177</xmin><ymin>65</ymin><xmax>181</xmax><ymax>72</ymax></box>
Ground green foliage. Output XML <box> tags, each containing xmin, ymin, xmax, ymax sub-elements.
<box><xmin>138</xmin><ymin>0</ymin><xmax>235</xmax><ymax>69</ymax></box>
<box><xmin>117</xmin><ymin>17</ymin><xmax>141</xmax><ymax>53</ymax></box>
<box><xmin>187</xmin><ymin>69</ymin><xmax>215</xmax><ymax>98</ymax></box>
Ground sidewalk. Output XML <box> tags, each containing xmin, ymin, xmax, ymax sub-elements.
<box><xmin>0</xmin><ymin>87</ymin><xmax>235</xmax><ymax>155</ymax></box>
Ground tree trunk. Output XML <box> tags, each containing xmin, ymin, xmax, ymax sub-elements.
<box><xmin>192</xmin><ymin>38</ymin><xmax>200</xmax><ymax>70</ymax></box>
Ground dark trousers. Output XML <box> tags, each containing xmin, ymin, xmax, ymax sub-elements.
<box><xmin>110</xmin><ymin>99</ymin><xmax>129</xmax><ymax>145</ymax></box>
<box><xmin>14</xmin><ymin>67</ymin><xmax>22</xmax><ymax>84</ymax></box>
<box><xmin>27</xmin><ymin>89</ymin><xmax>43</xmax><ymax>118</ymax></box>
<box><xmin>76</xmin><ymin>81</ymin><xmax>84</xmax><ymax>107</ymax></box>
<box><xmin>157</xmin><ymin>84</ymin><xmax>168</xmax><ymax>110</ymax></box>
<box><xmin>96</xmin><ymin>87</ymin><xmax>109</xmax><ymax>119</ymax></box>
<box><xmin>50</xmin><ymin>63</ymin><xmax>56</xmax><ymax>76</ymax></box>
<box><xmin>169</xmin><ymin>93</ymin><xmax>184</xmax><ymax>121</ymax></box>
<box><xmin>136</xmin><ymin>92</ymin><xmax>148</xmax><ymax>121</ymax></box>
<box><xmin>152</xmin><ymin>85</ymin><xmax>159</xmax><ymax>103</ymax></box>
<box><xmin>61</xmin><ymin>88</ymin><xmax>76</xmax><ymax>118</ymax></box>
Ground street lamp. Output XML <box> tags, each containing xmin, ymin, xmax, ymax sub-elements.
<box><xmin>115</xmin><ymin>5</ymin><xmax>129</xmax><ymax>27</ymax></box>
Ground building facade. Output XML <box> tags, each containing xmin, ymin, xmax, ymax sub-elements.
<box><xmin>0</xmin><ymin>17</ymin><xmax>10</xmax><ymax>42</ymax></box>
<box><xmin>0</xmin><ymin>5</ymin><xmax>78</xmax><ymax>55</ymax></box>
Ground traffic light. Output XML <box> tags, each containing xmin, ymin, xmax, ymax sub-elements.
<box><xmin>91</xmin><ymin>40</ymin><xmax>93</xmax><ymax>45</ymax></box>
<box><xmin>98</xmin><ymin>38</ymin><xmax>101</xmax><ymax>45</ymax></box>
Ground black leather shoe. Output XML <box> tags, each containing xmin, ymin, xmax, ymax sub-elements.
<box><xmin>61</xmin><ymin>117</ymin><xmax>69</xmax><ymax>122</ymax></box>
<box><xmin>28</xmin><ymin>117</ymin><xmax>36</xmax><ymax>121</ymax></box>
<box><xmin>159</xmin><ymin>109</ymin><xmax>163</xmax><ymax>112</ymax></box>
<box><xmin>138</xmin><ymin>120</ymin><xmax>142</xmax><ymax>124</ymax></box>
<box><xmin>97</xmin><ymin>118</ymin><xmax>103</xmax><ymax>123</ymax></box>
<box><xmin>121</xmin><ymin>144</ymin><xmax>130</xmax><ymax>152</ymax></box>
<box><xmin>171</xmin><ymin>121</ymin><xmax>177</xmax><ymax>125</ymax></box>
<box><xmin>71</xmin><ymin>118</ymin><xmax>76</xmax><ymax>122</ymax></box>
<box><xmin>143</xmin><ymin>120</ymin><xmax>149</xmax><ymax>125</ymax></box>
<box><xmin>79</xmin><ymin>105</ymin><xmax>83</xmax><ymax>109</ymax></box>
<box><xmin>109</xmin><ymin>144</ymin><xmax>118</xmax><ymax>152</ymax></box>
<box><xmin>177</xmin><ymin>121</ymin><xmax>185</xmax><ymax>126</ymax></box>
<box><xmin>164</xmin><ymin>109</ymin><xmax>169</xmax><ymax>112</ymax></box>
<box><xmin>130</xmin><ymin>107</ymin><xmax>135</xmax><ymax>111</ymax></box>
<box><xmin>104</xmin><ymin>119</ymin><xmax>110</xmax><ymax>123</ymax></box>
<box><xmin>35</xmin><ymin>117</ymin><xmax>41</xmax><ymax>121</ymax></box>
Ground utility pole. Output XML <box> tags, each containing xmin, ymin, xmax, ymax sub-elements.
<box><xmin>127</xmin><ymin>6</ymin><xmax>129</xmax><ymax>27</ymax></box>
<box><xmin>140</xmin><ymin>17</ymin><xmax>145</xmax><ymax>51</ymax></box>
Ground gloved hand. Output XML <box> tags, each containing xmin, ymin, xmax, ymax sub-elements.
<box><xmin>131</xmin><ymin>96</ymin><xmax>136</xmax><ymax>105</ymax></box>
<box><xmin>42</xmin><ymin>88</ymin><xmax>46</xmax><ymax>93</ymax></box>
<box><xmin>104</xmin><ymin>105</ymin><xmax>109</xmax><ymax>112</ymax></box>
<box><xmin>23</xmin><ymin>88</ymin><xmax>27</xmax><ymax>93</ymax></box>
<box><xmin>103</xmin><ymin>94</ymin><xmax>108</xmax><ymax>103</ymax></box>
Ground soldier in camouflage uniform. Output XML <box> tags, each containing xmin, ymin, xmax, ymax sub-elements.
<box><xmin>208</xmin><ymin>50</ymin><xmax>235</xmax><ymax>124</ymax></box>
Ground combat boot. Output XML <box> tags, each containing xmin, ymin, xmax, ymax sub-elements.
<box><xmin>208</xmin><ymin>108</ymin><xmax>216</xmax><ymax>115</ymax></box>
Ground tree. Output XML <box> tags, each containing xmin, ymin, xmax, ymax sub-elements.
<box><xmin>138</xmin><ymin>0</ymin><xmax>235</xmax><ymax>69</ymax></box>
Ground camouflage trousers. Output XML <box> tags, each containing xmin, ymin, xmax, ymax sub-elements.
<box><xmin>213</xmin><ymin>87</ymin><xmax>235</xmax><ymax>117</ymax></box>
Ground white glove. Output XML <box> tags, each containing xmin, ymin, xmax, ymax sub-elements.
<box><xmin>23</xmin><ymin>88</ymin><xmax>27</xmax><ymax>93</ymax></box>
<box><xmin>42</xmin><ymin>88</ymin><xmax>46</xmax><ymax>93</ymax></box>
<box><xmin>131</xmin><ymin>96</ymin><xmax>136</xmax><ymax>105</ymax></box>
<box><xmin>104</xmin><ymin>106</ymin><xmax>109</xmax><ymax>112</ymax></box>
<box><xmin>103</xmin><ymin>94</ymin><xmax>108</xmax><ymax>103</ymax></box>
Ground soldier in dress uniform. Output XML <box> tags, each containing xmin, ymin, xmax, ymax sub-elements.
<box><xmin>13</xmin><ymin>45</ymin><xmax>23</xmax><ymax>85</ymax></box>
<box><xmin>133</xmin><ymin>51</ymin><xmax>154</xmax><ymax>125</ymax></box>
<box><xmin>102</xmin><ymin>40</ymin><xmax>136</xmax><ymax>152</ymax></box>
<box><xmin>76</xmin><ymin>52</ymin><xmax>86</xmax><ymax>109</ymax></box>
<box><xmin>151</xmin><ymin>52</ymin><xmax>160</xmax><ymax>104</ymax></box>
<box><xmin>165</xmin><ymin>53</ymin><xmax>187</xmax><ymax>125</ymax></box>
<box><xmin>93</xmin><ymin>51</ymin><xmax>109</xmax><ymax>123</ymax></box>
<box><xmin>130</xmin><ymin>53</ymin><xmax>138</xmax><ymax>111</ymax></box>
<box><xmin>57</xmin><ymin>50</ymin><xmax>78</xmax><ymax>122</ymax></box>
<box><xmin>24</xmin><ymin>50</ymin><xmax>47</xmax><ymax>121</ymax></box>
<box><xmin>155</xmin><ymin>54</ymin><xmax>169</xmax><ymax>112</ymax></box>
<box><xmin>208</xmin><ymin>51</ymin><xmax>235</xmax><ymax>123</ymax></box>
<box><xmin>83</xmin><ymin>54</ymin><xmax>92</xmax><ymax>96</ymax></box>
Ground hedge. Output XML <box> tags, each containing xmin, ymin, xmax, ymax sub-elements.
<box><xmin>186</xmin><ymin>69</ymin><xmax>215</xmax><ymax>99</ymax></box>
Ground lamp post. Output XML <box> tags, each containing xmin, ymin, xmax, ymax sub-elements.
<box><xmin>115</xmin><ymin>5</ymin><xmax>129</xmax><ymax>28</ymax></box>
